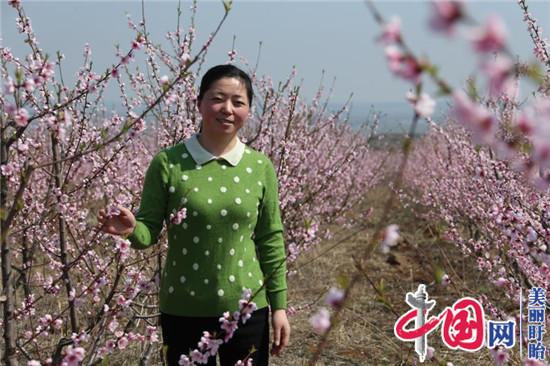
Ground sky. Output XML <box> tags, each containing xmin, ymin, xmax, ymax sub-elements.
<box><xmin>2</xmin><ymin>0</ymin><xmax>550</xmax><ymax>131</ymax></box>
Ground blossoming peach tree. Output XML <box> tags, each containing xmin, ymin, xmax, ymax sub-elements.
<box><xmin>0</xmin><ymin>1</ymin><xmax>382</xmax><ymax>365</ymax></box>
<box><xmin>306</xmin><ymin>0</ymin><xmax>550</xmax><ymax>364</ymax></box>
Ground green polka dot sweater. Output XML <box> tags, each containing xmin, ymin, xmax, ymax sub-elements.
<box><xmin>128</xmin><ymin>136</ymin><xmax>288</xmax><ymax>317</ymax></box>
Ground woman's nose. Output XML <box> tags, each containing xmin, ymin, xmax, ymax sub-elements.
<box><xmin>220</xmin><ymin>101</ymin><xmax>233</xmax><ymax>114</ymax></box>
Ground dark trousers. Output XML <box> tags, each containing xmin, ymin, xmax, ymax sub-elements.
<box><xmin>161</xmin><ymin>307</ymin><xmax>270</xmax><ymax>366</ymax></box>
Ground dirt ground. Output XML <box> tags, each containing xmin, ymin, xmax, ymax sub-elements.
<box><xmin>269</xmin><ymin>186</ymin><xmax>523</xmax><ymax>366</ymax></box>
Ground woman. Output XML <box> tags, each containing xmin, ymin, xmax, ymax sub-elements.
<box><xmin>98</xmin><ymin>65</ymin><xmax>290</xmax><ymax>366</ymax></box>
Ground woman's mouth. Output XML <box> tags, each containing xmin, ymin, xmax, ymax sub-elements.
<box><xmin>217</xmin><ymin>118</ymin><xmax>234</xmax><ymax>125</ymax></box>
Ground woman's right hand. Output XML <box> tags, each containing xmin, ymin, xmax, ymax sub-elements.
<box><xmin>97</xmin><ymin>206</ymin><xmax>136</xmax><ymax>237</ymax></box>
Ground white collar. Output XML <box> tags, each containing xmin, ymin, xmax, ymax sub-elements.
<box><xmin>184</xmin><ymin>134</ymin><xmax>245</xmax><ymax>166</ymax></box>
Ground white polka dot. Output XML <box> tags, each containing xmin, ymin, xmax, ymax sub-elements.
<box><xmin>229</xmin><ymin>275</ymin><xmax>235</xmax><ymax>282</ymax></box>
<box><xmin>193</xmin><ymin>187</ymin><xmax>199</xmax><ymax>192</ymax></box>
<box><xmin>204</xmin><ymin>250</ymin><xmax>210</xmax><ymax>256</ymax></box>
<box><xmin>182</xmin><ymin>153</ymin><xmax>189</xmax><ymax>159</ymax></box>
<box><xmin>257</xmin><ymin>160</ymin><xmax>263</xmax><ymax>164</ymax></box>
<box><xmin>218</xmin><ymin>289</ymin><xmax>224</xmax><ymax>296</ymax></box>
<box><xmin>252</xmin><ymin>257</ymin><xmax>256</xmax><ymax>262</ymax></box>
<box><xmin>169</xmin><ymin>186</ymin><xmax>175</xmax><ymax>193</ymax></box>
<box><xmin>169</xmin><ymin>163</ymin><xmax>174</xmax><ymax>169</ymax></box>
<box><xmin>235</xmin><ymin>197</ymin><xmax>242</xmax><ymax>205</ymax></box>
<box><xmin>245</xmin><ymin>189</ymin><xmax>250</xmax><ymax>194</ymax></box>
<box><xmin>183</xmin><ymin>222</ymin><xmax>188</xmax><ymax>229</ymax></box>
<box><xmin>193</xmin><ymin>236</ymin><xmax>199</xmax><ymax>243</ymax></box>
<box><xmin>248</xmin><ymin>272</ymin><xmax>252</xmax><ymax>277</ymax></box>
<box><xmin>180</xmin><ymin>276</ymin><xmax>186</xmax><ymax>283</ymax></box>
<box><xmin>182</xmin><ymin>248</ymin><xmax>188</xmax><ymax>255</ymax></box>
<box><xmin>232</xmin><ymin>223</ymin><xmax>239</xmax><ymax>230</ymax></box>
<box><xmin>204</xmin><ymin>278</ymin><xmax>209</xmax><ymax>284</ymax></box>
<box><xmin>233</xmin><ymin>176</ymin><xmax>240</xmax><ymax>183</ymax></box>
<box><xmin>258</xmin><ymin>181</ymin><xmax>262</xmax><ymax>186</ymax></box>
<box><xmin>196</xmin><ymin>165</ymin><xmax>202</xmax><ymax>170</ymax></box>
<box><xmin>240</xmin><ymin>235</ymin><xmax>244</xmax><ymax>242</ymax></box>
<box><xmin>245</xmin><ymin>149</ymin><xmax>251</xmax><ymax>154</ymax></box>
<box><xmin>246</xmin><ymin>212</ymin><xmax>251</xmax><ymax>217</ymax></box>
<box><xmin>218</xmin><ymin>237</ymin><xmax>223</xmax><ymax>243</ymax></box>
<box><xmin>206</xmin><ymin>224</ymin><xmax>212</xmax><ymax>230</ymax></box>
<box><xmin>246</xmin><ymin>167</ymin><xmax>253</xmax><ymax>173</ymax></box>
<box><xmin>192</xmin><ymin>211</ymin><xmax>198</xmax><ymax>217</ymax></box>
<box><xmin>208</xmin><ymin>177</ymin><xmax>213</xmax><ymax>182</ymax></box>
<box><xmin>208</xmin><ymin>198</ymin><xmax>213</xmax><ymax>204</ymax></box>
<box><xmin>230</xmin><ymin>248</ymin><xmax>235</xmax><ymax>256</ymax></box>
<box><xmin>174</xmin><ymin>234</ymin><xmax>177</xmax><ymax>239</ymax></box>
<box><xmin>168</xmin><ymin>286</ymin><xmax>174</xmax><ymax>293</ymax></box>
<box><xmin>259</xmin><ymin>279</ymin><xmax>263</xmax><ymax>285</ymax></box>
<box><xmin>220</xmin><ymin>186</ymin><xmax>227</xmax><ymax>193</ymax></box>
<box><xmin>248</xmin><ymin>224</ymin><xmax>252</xmax><ymax>229</ymax></box>
<box><xmin>220</xmin><ymin>209</ymin><xmax>228</xmax><ymax>216</ymax></box>
<box><xmin>192</xmin><ymin>263</ymin><xmax>199</xmax><ymax>270</ymax></box>
<box><xmin>238</xmin><ymin>260</ymin><xmax>244</xmax><ymax>267</ymax></box>
<box><xmin>181</xmin><ymin>197</ymin><xmax>188</xmax><ymax>204</ymax></box>
<box><xmin>217</xmin><ymin>264</ymin><xmax>222</xmax><ymax>270</ymax></box>
<box><xmin>172</xmin><ymin>261</ymin><xmax>176</xmax><ymax>266</ymax></box>
<box><xmin>242</xmin><ymin>286</ymin><xmax>247</xmax><ymax>291</ymax></box>
<box><xmin>190</xmin><ymin>290</ymin><xmax>195</xmax><ymax>296</ymax></box>
<box><xmin>182</xmin><ymin>175</ymin><xmax>189</xmax><ymax>181</ymax></box>
<box><xmin>221</xmin><ymin>165</ymin><xmax>227</xmax><ymax>170</ymax></box>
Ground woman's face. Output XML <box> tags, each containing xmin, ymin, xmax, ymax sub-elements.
<box><xmin>198</xmin><ymin>77</ymin><xmax>250</xmax><ymax>138</ymax></box>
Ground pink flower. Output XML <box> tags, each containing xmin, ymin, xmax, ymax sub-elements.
<box><xmin>526</xmin><ymin>227</ymin><xmax>538</xmax><ymax>242</ymax></box>
<box><xmin>452</xmin><ymin>90</ymin><xmax>497</xmax><ymax>144</ymax></box>
<box><xmin>309</xmin><ymin>307</ymin><xmax>331</xmax><ymax>334</ymax></box>
<box><xmin>426</xmin><ymin>346</ymin><xmax>435</xmax><ymax>360</ymax></box>
<box><xmin>514</xmin><ymin>112</ymin><xmax>534</xmax><ymax>136</ymax></box>
<box><xmin>117</xmin><ymin>336</ymin><xmax>129</xmax><ymax>350</ymax></box>
<box><xmin>146</xmin><ymin>326</ymin><xmax>159</xmax><ymax>343</ymax></box>
<box><xmin>61</xmin><ymin>346</ymin><xmax>85</xmax><ymax>366</ymax></box>
<box><xmin>170</xmin><ymin>208</ymin><xmax>187</xmax><ymax>225</ymax></box>
<box><xmin>191</xmin><ymin>349</ymin><xmax>209</xmax><ymax>364</ymax></box>
<box><xmin>1</xmin><ymin>163</ymin><xmax>16</xmax><ymax>177</ymax></box>
<box><xmin>441</xmin><ymin>274</ymin><xmax>451</xmax><ymax>286</ymax></box>
<box><xmin>494</xmin><ymin>277</ymin><xmax>507</xmax><ymax>287</ymax></box>
<box><xmin>238</xmin><ymin>289</ymin><xmax>257</xmax><ymax>324</ymax></box>
<box><xmin>406</xmin><ymin>91</ymin><xmax>436</xmax><ymax>118</ymax></box>
<box><xmin>219</xmin><ymin>312</ymin><xmax>239</xmax><ymax>342</ymax></box>
<box><xmin>384</xmin><ymin>46</ymin><xmax>423</xmax><ymax>83</ymax></box>
<box><xmin>14</xmin><ymin>108</ymin><xmax>29</xmax><ymax>127</ymax></box>
<box><xmin>27</xmin><ymin>361</ymin><xmax>41</xmax><ymax>366</ymax></box>
<box><xmin>490</xmin><ymin>347</ymin><xmax>509</xmax><ymax>366</ymax></box>
<box><xmin>180</xmin><ymin>53</ymin><xmax>191</xmax><ymax>65</ymax></box>
<box><xmin>324</xmin><ymin>287</ymin><xmax>345</xmax><ymax>309</ymax></box>
<box><xmin>378</xmin><ymin>16</ymin><xmax>402</xmax><ymax>45</ymax></box>
<box><xmin>115</xmin><ymin>238</ymin><xmax>131</xmax><ymax>254</ymax></box>
<box><xmin>470</xmin><ymin>15</ymin><xmax>507</xmax><ymax>53</ymax></box>
<box><xmin>160</xmin><ymin>75</ymin><xmax>170</xmax><ymax>86</ymax></box>
<box><xmin>429</xmin><ymin>0</ymin><xmax>464</xmax><ymax>34</ymax></box>
<box><xmin>481</xmin><ymin>56</ymin><xmax>516</xmax><ymax>99</ymax></box>
<box><xmin>4</xmin><ymin>77</ymin><xmax>15</xmax><ymax>94</ymax></box>
<box><xmin>108</xmin><ymin>319</ymin><xmax>118</xmax><ymax>332</ymax></box>
<box><xmin>2</xmin><ymin>48</ymin><xmax>14</xmax><ymax>62</ymax></box>
<box><xmin>381</xmin><ymin>224</ymin><xmax>400</xmax><ymax>253</ymax></box>
<box><xmin>178</xmin><ymin>355</ymin><xmax>192</xmax><ymax>366</ymax></box>
<box><xmin>234</xmin><ymin>359</ymin><xmax>253</xmax><ymax>366</ymax></box>
<box><xmin>24</xmin><ymin>78</ymin><xmax>35</xmax><ymax>92</ymax></box>
<box><xmin>132</xmin><ymin>34</ymin><xmax>145</xmax><ymax>50</ymax></box>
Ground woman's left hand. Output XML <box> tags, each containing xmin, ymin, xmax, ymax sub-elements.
<box><xmin>270</xmin><ymin>309</ymin><xmax>290</xmax><ymax>356</ymax></box>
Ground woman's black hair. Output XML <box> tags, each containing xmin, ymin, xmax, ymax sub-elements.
<box><xmin>197</xmin><ymin>64</ymin><xmax>253</xmax><ymax>106</ymax></box>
